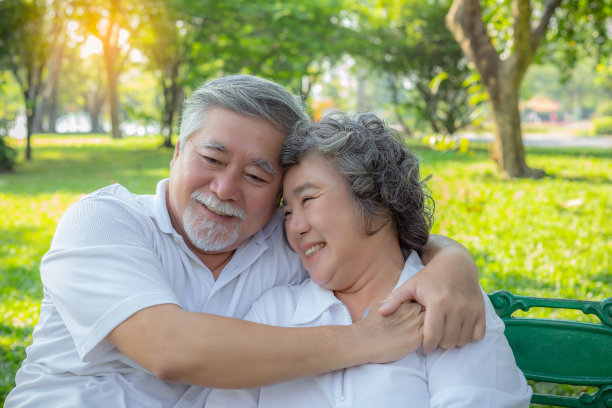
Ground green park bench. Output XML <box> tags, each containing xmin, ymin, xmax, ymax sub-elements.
<box><xmin>488</xmin><ymin>290</ymin><xmax>612</xmax><ymax>407</ymax></box>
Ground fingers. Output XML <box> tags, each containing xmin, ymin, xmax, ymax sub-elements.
<box><xmin>456</xmin><ymin>320</ymin><xmax>473</xmax><ymax>348</ymax></box>
<box><xmin>421</xmin><ymin>302</ymin><xmax>444</xmax><ymax>354</ymax></box>
<box><xmin>360</xmin><ymin>300</ymin><xmax>426</xmax><ymax>364</ymax></box>
<box><xmin>378</xmin><ymin>280</ymin><xmax>417</xmax><ymax>316</ymax></box>
<box><xmin>472</xmin><ymin>313</ymin><xmax>486</xmax><ymax>342</ymax></box>
<box><xmin>424</xmin><ymin>296</ymin><xmax>487</xmax><ymax>352</ymax></box>
<box><xmin>457</xmin><ymin>302</ymin><xmax>486</xmax><ymax>346</ymax></box>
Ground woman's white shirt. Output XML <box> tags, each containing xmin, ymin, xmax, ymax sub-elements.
<box><xmin>205</xmin><ymin>251</ymin><xmax>532</xmax><ymax>408</ymax></box>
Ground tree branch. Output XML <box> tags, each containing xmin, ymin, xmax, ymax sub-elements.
<box><xmin>531</xmin><ymin>0</ymin><xmax>562</xmax><ymax>46</ymax></box>
<box><xmin>446</xmin><ymin>0</ymin><xmax>501</xmax><ymax>88</ymax></box>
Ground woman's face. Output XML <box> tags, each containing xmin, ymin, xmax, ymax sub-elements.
<box><xmin>282</xmin><ymin>152</ymin><xmax>380</xmax><ymax>290</ymax></box>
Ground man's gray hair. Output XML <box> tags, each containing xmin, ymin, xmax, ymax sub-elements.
<box><xmin>281</xmin><ymin>112</ymin><xmax>434</xmax><ymax>256</ymax></box>
<box><xmin>178</xmin><ymin>75</ymin><xmax>308</xmax><ymax>148</ymax></box>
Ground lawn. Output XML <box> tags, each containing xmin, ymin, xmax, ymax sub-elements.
<box><xmin>1</xmin><ymin>134</ymin><xmax>611</xmax><ymax>404</ymax></box>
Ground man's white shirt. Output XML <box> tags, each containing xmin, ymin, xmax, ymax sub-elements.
<box><xmin>5</xmin><ymin>179</ymin><xmax>306</xmax><ymax>408</ymax></box>
<box><xmin>206</xmin><ymin>251</ymin><xmax>533</xmax><ymax>408</ymax></box>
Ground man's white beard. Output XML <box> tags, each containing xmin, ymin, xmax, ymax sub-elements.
<box><xmin>183</xmin><ymin>192</ymin><xmax>245</xmax><ymax>252</ymax></box>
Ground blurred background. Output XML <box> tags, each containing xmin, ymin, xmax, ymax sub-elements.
<box><xmin>1</xmin><ymin>0</ymin><xmax>611</xmax><ymax>169</ymax></box>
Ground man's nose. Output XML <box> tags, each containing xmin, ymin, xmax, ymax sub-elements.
<box><xmin>210</xmin><ymin>169</ymin><xmax>241</xmax><ymax>201</ymax></box>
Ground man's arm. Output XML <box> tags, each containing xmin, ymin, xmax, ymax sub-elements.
<box><xmin>379</xmin><ymin>234</ymin><xmax>486</xmax><ymax>353</ymax></box>
<box><xmin>106</xmin><ymin>300</ymin><xmax>424</xmax><ymax>388</ymax></box>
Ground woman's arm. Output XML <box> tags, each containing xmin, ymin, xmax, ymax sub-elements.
<box><xmin>379</xmin><ymin>234</ymin><xmax>486</xmax><ymax>353</ymax></box>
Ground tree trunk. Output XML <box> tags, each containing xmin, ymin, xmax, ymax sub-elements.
<box><xmin>487</xmin><ymin>68</ymin><xmax>545</xmax><ymax>179</ymax></box>
<box><xmin>387</xmin><ymin>76</ymin><xmax>413</xmax><ymax>138</ymax></box>
<box><xmin>47</xmin><ymin>83</ymin><xmax>59</xmax><ymax>133</ymax></box>
<box><xmin>89</xmin><ymin>99</ymin><xmax>104</xmax><ymax>133</ymax></box>
<box><xmin>87</xmin><ymin>69</ymin><xmax>106</xmax><ymax>133</ymax></box>
<box><xmin>33</xmin><ymin>106</ymin><xmax>45</xmax><ymax>133</ymax></box>
<box><xmin>106</xmin><ymin>62</ymin><xmax>122</xmax><ymax>139</ymax></box>
<box><xmin>161</xmin><ymin>99</ymin><xmax>175</xmax><ymax>148</ymax></box>
<box><xmin>160</xmin><ymin>73</ymin><xmax>179</xmax><ymax>148</ymax></box>
<box><xmin>23</xmin><ymin>70</ymin><xmax>43</xmax><ymax>160</ymax></box>
<box><xmin>25</xmin><ymin>95</ymin><xmax>36</xmax><ymax>160</ymax></box>
<box><xmin>446</xmin><ymin>0</ymin><xmax>550</xmax><ymax>178</ymax></box>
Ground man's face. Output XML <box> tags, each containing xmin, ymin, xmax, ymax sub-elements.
<box><xmin>168</xmin><ymin>107</ymin><xmax>285</xmax><ymax>254</ymax></box>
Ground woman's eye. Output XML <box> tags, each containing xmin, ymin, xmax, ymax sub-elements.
<box><xmin>302</xmin><ymin>196</ymin><xmax>313</xmax><ymax>204</ymax></box>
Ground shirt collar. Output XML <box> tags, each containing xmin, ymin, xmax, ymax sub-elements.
<box><xmin>290</xmin><ymin>250</ymin><xmax>424</xmax><ymax>325</ymax></box>
<box><xmin>150</xmin><ymin>178</ymin><xmax>175</xmax><ymax>234</ymax></box>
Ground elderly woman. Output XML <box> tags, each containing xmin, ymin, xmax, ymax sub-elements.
<box><xmin>205</xmin><ymin>112</ymin><xmax>531</xmax><ymax>407</ymax></box>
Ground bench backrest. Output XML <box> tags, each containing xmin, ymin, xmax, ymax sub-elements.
<box><xmin>488</xmin><ymin>290</ymin><xmax>612</xmax><ymax>407</ymax></box>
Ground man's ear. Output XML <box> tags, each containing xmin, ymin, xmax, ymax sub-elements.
<box><xmin>170</xmin><ymin>140</ymin><xmax>181</xmax><ymax>168</ymax></box>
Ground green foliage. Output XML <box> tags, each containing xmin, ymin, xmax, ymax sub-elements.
<box><xmin>593</xmin><ymin>117</ymin><xmax>612</xmax><ymax>136</ymax></box>
<box><xmin>596</xmin><ymin>100</ymin><xmax>612</xmax><ymax>117</ymax></box>
<box><xmin>0</xmin><ymin>72</ymin><xmax>22</xmax><ymax>137</ymax></box>
<box><xmin>1</xmin><ymin>135</ymin><xmax>610</xmax><ymax>404</ymax></box>
<box><xmin>0</xmin><ymin>136</ymin><xmax>18</xmax><ymax>171</ymax></box>
<box><xmin>352</xmin><ymin>0</ymin><xmax>476</xmax><ymax>135</ymax></box>
<box><xmin>424</xmin><ymin>134</ymin><xmax>470</xmax><ymax>153</ymax></box>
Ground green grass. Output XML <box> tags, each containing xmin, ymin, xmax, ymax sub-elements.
<box><xmin>1</xmin><ymin>134</ymin><xmax>611</xmax><ymax>405</ymax></box>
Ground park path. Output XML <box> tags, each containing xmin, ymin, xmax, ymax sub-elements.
<box><xmin>459</xmin><ymin>132</ymin><xmax>612</xmax><ymax>148</ymax></box>
<box><xmin>458</xmin><ymin>121</ymin><xmax>612</xmax><ymax>149</ymax></box>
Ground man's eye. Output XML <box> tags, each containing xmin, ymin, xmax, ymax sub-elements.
<box><xmin>246</xmin><ymin>174</ymin><xmax>267</xmax><ymax>183</ymax></box>
<box><xmin>204</xmin><ymin>156</ymin><xmax>221</xmax><ymax>165</ymax></box>
<box><xmin>302</xmin><ymin>196</ymin><xmax>313</xmax><ymax>204</ymax></box>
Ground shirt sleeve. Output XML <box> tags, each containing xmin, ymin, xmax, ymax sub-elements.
<box><xmin>41</xmin><ymin>192</ymin><xmax>181</xmax><ymax>362</ymax></box>
<box><xmin>426</xmin><ymin>289</ymin><xmax>533</xmax><ymax>408</ymax></box>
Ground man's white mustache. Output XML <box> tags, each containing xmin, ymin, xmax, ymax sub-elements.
<box><xmin>191</xmin><ymin>191</ymin><xmax>246</xmax><ymax>220</ymax></box>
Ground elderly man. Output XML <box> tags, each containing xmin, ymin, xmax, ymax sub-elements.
<box><xmin>6</xmin><ymin>75</ymin><xmax>484</xmax><ymax>407</ymax></box>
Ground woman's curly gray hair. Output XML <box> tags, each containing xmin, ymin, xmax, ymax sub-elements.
<box><xmin>280</xmin><ymin>112</ymin><xmax>434</xmax><ymax>256</ymax></box>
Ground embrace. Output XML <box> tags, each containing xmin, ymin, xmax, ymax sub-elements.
<box><xmin>7</xmin><ymin>75</ymin><xmax>530</xmax><ymax>407</ymax></box>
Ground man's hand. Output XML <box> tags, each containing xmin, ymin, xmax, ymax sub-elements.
<box><xmin>354</xmin><ymin>301</ymin><xmax>424</xmax><ymax>364</ymax></box>
<box><xmin>378</xmin><ymin>236</ymin><xmax>486</xmax><ymax>354</ymax></box>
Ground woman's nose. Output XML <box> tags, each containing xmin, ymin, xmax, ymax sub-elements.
<box><xmin>287</xmin><ymin>210</ymin><xmax>309</xmax><ymax>236</ymax></box>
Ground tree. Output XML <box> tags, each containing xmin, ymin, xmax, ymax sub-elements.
<box><xmin>140</xmin><ymin>0</ymin><xmax>350</xmax><ymax>138</ymax></box>
<box><xmin>0</xmin><ymin>73</ymin><xmax>20</xmax><ymax>170</ymax></box>
<box><xmin>225</xmin><ymin>0</ymin><xmax>350</xmax><ymax>99</ymax></box>
<box><xmin>138</xmin><ymin>0</ymin><xmax>193</xmax><ymax>147</ymax></box>
<box><xmin>0</xmin><ymin>0</ymin><xmax>63</xmax><ymax>159</ymax></box>
<box><xmin>446</xmin><ymin>0</ymin><xmax>611</xmax><ymax>178</ymax></box>
<box><xmin>74</xmin><ymin>0</ymin><xmax>144</xmax><ymax>139</ymax></box>
<box><xmin>353</xmin><ymin>0</ymin><xmax>476</xmax><ymax>136</ymax></box>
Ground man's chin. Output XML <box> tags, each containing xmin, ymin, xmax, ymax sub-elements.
<box><xmin>187</xmin><ymin>227</ymin><xmax>242</xmax><ymax>252</ymax></box>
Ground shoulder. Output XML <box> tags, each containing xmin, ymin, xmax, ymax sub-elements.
<box><xmin>76</xmin><ymin>184</ymin><xmax>149</xmax><ymax>216</ymax></box>
<box><xmin>65</xmin><ymin>184</ymin><xmax>151</xmax><ymax>226</ymax></box>
<box><xmin>245</xmin><ymin>281</ymin><xmax>310</xmax><ymax>325</ymax></box>
<box><xmin>51</xmin><ymin>184</ymin><xmax>157</xmax><ymax>248</ymax></box>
